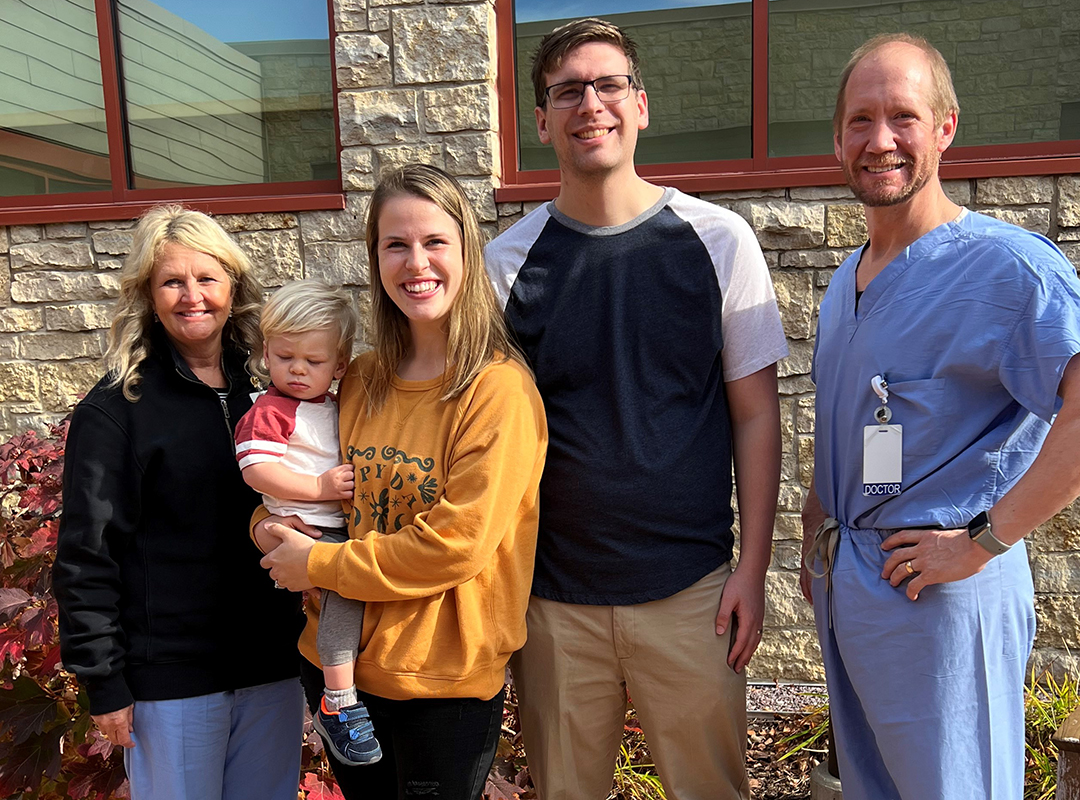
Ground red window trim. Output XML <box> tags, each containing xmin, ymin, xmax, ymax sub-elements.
<box><xmin>0</xmin><ymin>0</ymin><xmax>345</xmax><ymax>226</ymax></box>
<box><xmin>495</xmin><ymin>0</ymin><xmax>1080</xmax><ymax>204</ymax></box>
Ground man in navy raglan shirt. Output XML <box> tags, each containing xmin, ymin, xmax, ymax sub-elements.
<box><xmin>486</xmin><ymin>18</ymin><xmax>788</xmax><ymax>800</ymax></box>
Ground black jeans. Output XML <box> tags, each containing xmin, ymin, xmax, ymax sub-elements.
<box><xmin>300</xmin><ymin>658</ymin><xmax>504</xmax><ymax>800</ymax></box>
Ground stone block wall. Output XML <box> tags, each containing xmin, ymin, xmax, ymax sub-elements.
<box><xmin>497</xmin><ymin>175</ymin><xmax>1080</xmax><ymax>681</ymax></box>
<box><xmin>331</xmin><ymin>0</ymin><xmax>500</xmax><ymax>222</ymax></box>
<box><xmin>5</xmin><ymin>173</ymin><xmax>1078</xmax><ymax>681</ymax></box>
<box><xmin>0</xmin><ymin>0</ymin><xmax>1078</xmax><ymax>683</ymax></box>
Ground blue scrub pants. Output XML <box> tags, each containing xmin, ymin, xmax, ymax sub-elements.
<box><xmin>811</xmin><ymin>524</ymin><xmax>1035</xmax><ymax>800</ymax></box>
<box><xmin>124</xmin><ymin>678</ymin><xmax>304</xmax><ymax>800</ymax></box>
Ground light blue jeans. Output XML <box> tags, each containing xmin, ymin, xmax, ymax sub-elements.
<box><xmin>811</xmin><ymin>524</ymin><xmax>1035</xmax><ymax>800</ymax></box>
<box><xmin>124</xmin><ymin>678</ymin><xmax>304</xmax><ymax>800</ymax></box>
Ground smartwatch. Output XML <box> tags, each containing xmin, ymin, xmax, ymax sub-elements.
<box><xmin>967</xmin><ymin>511</ymin><xmax>1011</xmax><ymax>556</ymax></box>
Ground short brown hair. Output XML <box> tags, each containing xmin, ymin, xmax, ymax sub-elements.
<box><xmin>531</xmin><ymin>18</ymin><xmax>643</xmax><ymax>109</ymax></box>
<box><xmin>833</xmin><ymin>33</ymin><xmax>959</xmax><ymax>138</ymax></box>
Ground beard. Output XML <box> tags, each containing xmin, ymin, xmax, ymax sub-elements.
<box><xmin>843</xmin><ymin>149</ymin><xmax>938</xmax><ymax>207</ymax></box>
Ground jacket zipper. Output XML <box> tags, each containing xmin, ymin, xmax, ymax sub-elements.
<box><xmin>219</xmin><ymin>394</ymin><xmax>230</xmax><ymax>425</ymax></box>
<box><xmin>174</xmin><ymin>363</ymin><xmax>234</xmax><ymax>440</ymax></box>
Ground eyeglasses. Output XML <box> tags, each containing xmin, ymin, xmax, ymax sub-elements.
<box><xmin>544</xmin><ymin>75</ymin><xmax>634</xmax><ymax>109</ymax></box>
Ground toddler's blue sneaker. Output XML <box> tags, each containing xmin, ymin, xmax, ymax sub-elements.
<box><xmin>314</xmin><ymin>696</ymin><xmax>382</xmax><ymax>766</ymax></box>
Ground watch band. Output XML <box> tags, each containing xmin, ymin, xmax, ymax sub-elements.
<box><xmin>968</xmin><ymin>511</ymin><xmax>1011</xmax><ymax>556</ymax></box>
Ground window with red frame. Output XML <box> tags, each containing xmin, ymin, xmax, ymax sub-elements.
<box><xmin>504</xmin><ymin>0</ymin><xmax>1080</xmax><ymax>193</ymax></box>
<box><xmin>0</xmin><ymin>0</ymin><xmax>338</xmax><ymax>213</ymax></box>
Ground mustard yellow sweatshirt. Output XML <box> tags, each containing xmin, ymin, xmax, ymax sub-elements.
<box><xmin>303</xmin><ymin>352</ymin><xmax>546</xmax><ymax>701</ymax></box>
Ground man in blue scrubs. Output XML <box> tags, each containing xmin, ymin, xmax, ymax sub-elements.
<box><xmin>801</xmin><ymin>33</ymin><xmax>1080</xmax><ymax>799</ymax></box>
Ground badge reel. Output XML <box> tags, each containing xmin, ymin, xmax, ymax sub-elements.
<box><xmin>863</xmin><ymin>375</ymin><xmax>902</xmax><ymax>497</ymax></box>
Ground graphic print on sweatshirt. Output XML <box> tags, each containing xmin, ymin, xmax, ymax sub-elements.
<box><xmin>345</xmin><ymin>444</ymin><xmax>438</xmax><ymax>532</ymax></box>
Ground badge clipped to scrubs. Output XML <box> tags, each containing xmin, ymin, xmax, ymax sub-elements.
<box><xmin>863</xmin><ymin>375</ymin><xmax>902</xmax><ymax>497</ymax></box>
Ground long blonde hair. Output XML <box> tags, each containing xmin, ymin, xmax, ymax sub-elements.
<box><xmin>105</xmin><ymin>205</ymin><xmax>265</xmax><ymax>401</ymax></box>
<box><xmin>364</xmin><ymin>165</ymin><xmax>525</xmax><ymax>414</ymax></box>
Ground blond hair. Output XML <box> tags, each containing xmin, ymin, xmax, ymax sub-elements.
<box><xmin>834</xmin><ymin>33</ymin><xmax>959</xmax><ymax>138</ymax></box>
<box><xmin>105</xmin><ymin>205</ymin><xmax>264</xmax><ymax>401</ymax></box>
<box><xmin>260</xmin><ymin>280</ymin><xmax>358</xmax><ymax>360</ymax></box>
<box><xmin>364</xmin><ymin>165</ymin><xmax>526</xmax><ymax>414</ymax></box>
<box><xmin>531</xmin><ymin>18</ymin><xmax>644</xmax><ymax>108</ymax></box>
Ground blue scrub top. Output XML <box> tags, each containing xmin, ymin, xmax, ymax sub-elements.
<box><xmin>813</xmin><ymin>209</ymin><xmax>1080</xmax><ymax>530</ymax></box>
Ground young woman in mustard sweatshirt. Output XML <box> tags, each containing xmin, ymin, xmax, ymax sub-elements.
<box><xmin>256</xmin><ymin>165</ymin><xmax>547</xmax><ymax>799</ymax></box>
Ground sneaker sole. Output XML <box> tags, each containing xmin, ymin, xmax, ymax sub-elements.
<box><xmin>313</xmin><ymin>714</ymin><xmax>383</xmax><ymax>766</ymax></box>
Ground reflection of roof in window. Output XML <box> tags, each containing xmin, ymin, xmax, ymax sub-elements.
<box><xmin>1</xmin><ymin>0</ymin><xmax>335</xmax><ymax>193</ymax></box>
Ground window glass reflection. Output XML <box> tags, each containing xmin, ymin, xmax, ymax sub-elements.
<box><xmin>768</xmin><ymin>0</ymin><xmax>1080</xmax><ymax>158</ymax></box>
<box><xmin>0</xmin><ymin>0</ymin><xmax>111</xmax><ymax>197</ymax></box>
<box><xmin>116</xmin><ymin>0</ymin><xmax>336</xmax><ymax>188</ymax></box>
<box><xmin>515</xmin><ymin>0</ymin><xmax>752</xmax><ymax>171</ymax></box>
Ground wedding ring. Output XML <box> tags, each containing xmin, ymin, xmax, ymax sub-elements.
<box><xmin>904</xmin><ymin>561</ymin><xmax>914</xmax><ymax>575</ymax></box>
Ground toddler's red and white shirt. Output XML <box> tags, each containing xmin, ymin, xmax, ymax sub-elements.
<box><xmin>235</xmin><ymin>386</ymin><xmax>345</xmax><ymax>527</ymax></box>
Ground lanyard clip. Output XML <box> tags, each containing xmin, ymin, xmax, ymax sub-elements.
<box><xmin>871</xmin><ymin>375</ymin><xmax>892</xmax><ymax>424</ymax></box>
<box><xmin>871</xmin><ymin>374</ymin><xmax>889</xmax><ymax>403</ymax></box>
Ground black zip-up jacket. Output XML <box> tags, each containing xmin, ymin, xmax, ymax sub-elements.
<box><xmin>54</xmin><ymin>326</ymin><xmax>304</xmax><ymax>715</ymax></box>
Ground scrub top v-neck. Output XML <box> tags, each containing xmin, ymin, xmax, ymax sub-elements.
<box><xmin>812</xmin><ymin>209</ymin><xmax>1080</xmax><ymax>530</ymax></box>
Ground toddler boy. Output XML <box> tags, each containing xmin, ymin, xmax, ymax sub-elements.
<box><xmin>235</xmin><ymin>280</ymin><xmax>380</xmax><ymax>766</ymax></box>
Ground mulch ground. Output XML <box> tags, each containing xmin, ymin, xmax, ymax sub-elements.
<box><xmin>746</xmin><ymin>714</ymin><xmax>820</xmax><ymax>800</ymax></box>
<box><xmin>745</xmin><ymin>682</ymin><xmax>828</xmax><ymax>800</ymax></box>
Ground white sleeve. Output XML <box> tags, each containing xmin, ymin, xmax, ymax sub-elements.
<box><xmin>484</xmin><ymin>204</ymin><xmax>552</xmax><ymax>311</ymax></box>
<box><xmin>670</xmin><ymin>192</ymin><xmax>788</xmax><ymax>380</ymax></box>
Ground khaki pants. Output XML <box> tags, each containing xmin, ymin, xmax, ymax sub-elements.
<box><xmin>510</xmin><ymin>564</ymin><xmax>749</xmax><ymax>800</ymax></box>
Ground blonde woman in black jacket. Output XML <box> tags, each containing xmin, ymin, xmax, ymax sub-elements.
<box><xmin>54</xmin><ymin>205</ymin><xmax>305</xmax><ymax>800</ymax></box>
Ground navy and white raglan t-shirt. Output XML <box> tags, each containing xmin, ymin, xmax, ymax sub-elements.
<box><xmin>485</xmin><ymin>187</ymin><xmax>788</xmax><ymax>605</ymax></box>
